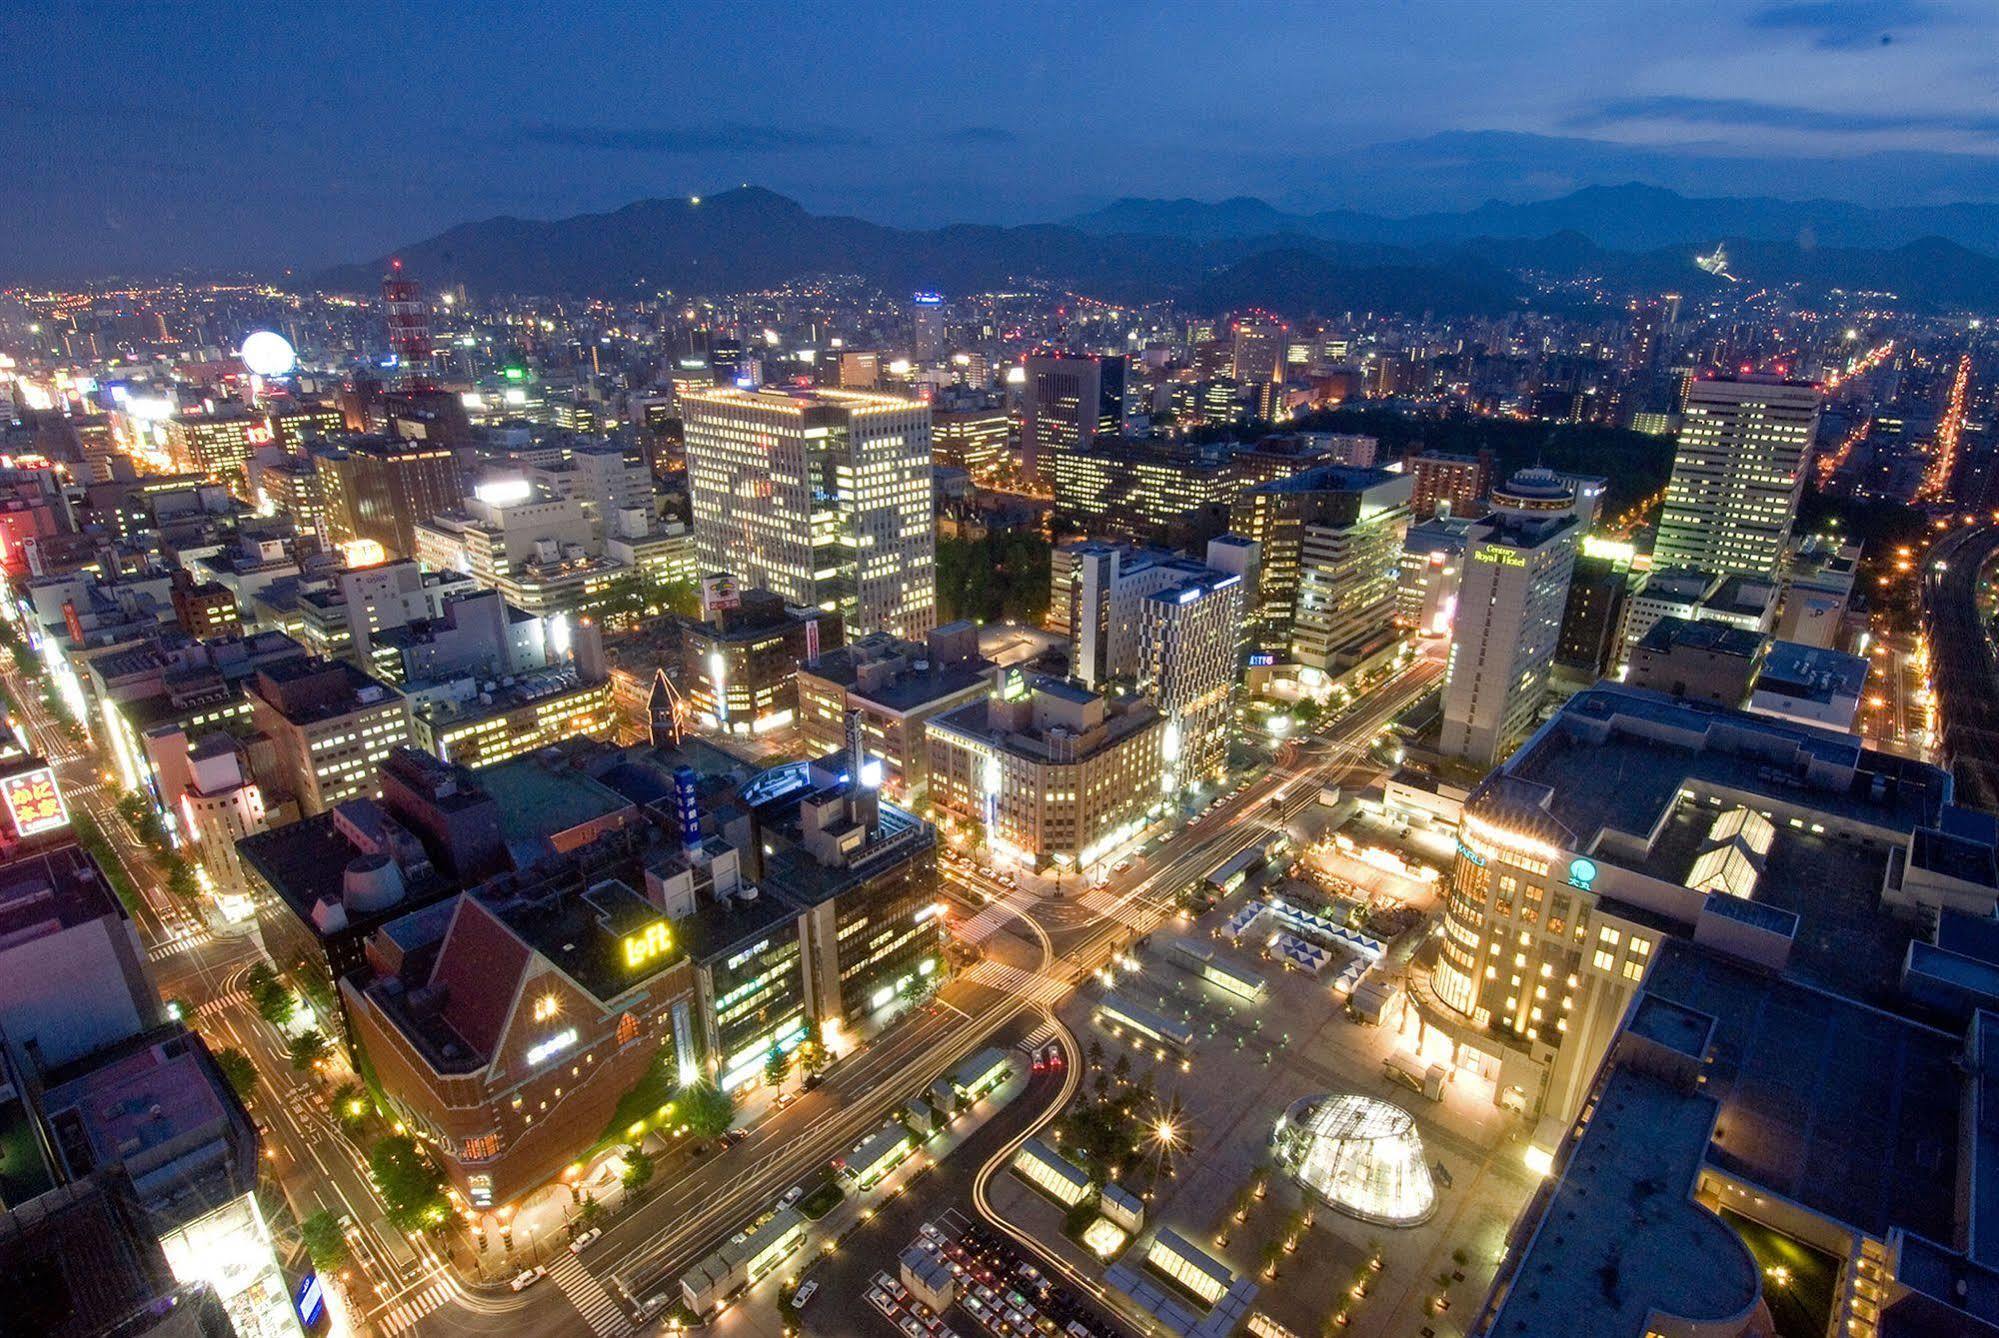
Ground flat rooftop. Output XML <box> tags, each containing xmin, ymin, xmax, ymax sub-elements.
<box><xmin>1487</xmin><ymin>1066</ymin><xmax>1759</xmax><ymax>1338</ymax></box>
<box><xmin>1756</xmin><ymin>641</ymin><xmax>1868</xmax><ymax>703</ymax></box>
<box><xmin>474</xmin><ymin>752</ymin><xmax>635</xmax><ymax>863</ymax></box>
<box><xmin>238</xmin><ymin>809</ymin><xmax>456</xmax><ymax>939</ymax></box>
<box><xmin>1474</xmin><ymin>684</ymin><xmax>1948</xmax><ymax>853</ymax></box>
<box><xmin>39</xmin><ymin>1028</ymin><xmax>234</xmax><ymax>1180</ymax></box>
<box><xmin>676</xmin><ymin>886</ymin><xmax>797</xmax><ymax>965</ymax></box>
<box><xmin>0</xmin><ymin>843</ymin><xmax>123</xmax><ymax>943</ymax></box>
<box><xmin>1643</xmin><ymin>938</ymin><xmax>1964</xmax><ymax>1244</ymax></box>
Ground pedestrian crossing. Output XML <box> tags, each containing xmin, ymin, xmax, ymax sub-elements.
<box><xmin>953</xmin><ymin>893</ymin><xmax>1031</xmax><ymax>945</ymax></box>
<box><xmin>1017</xmin><ymin>1018</ymin><xmax>1061</xmax><ymax>1053</ymax></box>
<box><xmin>147</xmin><ymin>926</ymin><xmax>216</xmax><ymax>961</ymax></box>
<box><xmin>963</xmin><ymin>959</ymin><xmax>1069</xmax><ymax>1006</ymax></box>
<box><xmin>376</xmin><ymin>1276</ymin><xmax>456</xmax><ymax>1336</ymax></box>
<box><xmin>547</xmin><ymin>1252</ymin><xmax>630</xmax><ymax>1336</ymax></box>
<box><xmin>1079</xmin><ymin>889</ymin><xmax>1154</xmax><ymax>928</ymax></box>
<box><xmin>195</xmin><ymin>989</ymin><xmax>250</xmax><ymax>1017</ymax></box>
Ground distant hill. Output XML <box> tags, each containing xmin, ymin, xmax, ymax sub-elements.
<box><xmin>1068</xmin><ymin>182</ymin><xmax>1999</xmax><ymax>255</ymax></box>
<box><xmin>310</xmin><ymin>187</ymin><xmax>1521</xmax><ymax>316</ymax></box>
<box><xmin>311</xmin><ymin>184</ymin><xmax>1999</xmax><ymax>315</ymax></box>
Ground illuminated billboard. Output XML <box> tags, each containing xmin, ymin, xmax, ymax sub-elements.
<box><xmin>622</xmin><ymin>920</ymin><xmax>673</xmax><ymax>970</ymax></box>
<box><xmin>1</xmin><ymin>766</ymin><xmax>68</xmax><ymax>837</ymax></box>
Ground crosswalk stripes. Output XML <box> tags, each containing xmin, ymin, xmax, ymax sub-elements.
<box><xmin>964</xmin><ymin>959</ymin><xmax>1068</xmax><ymax>1007</ymax></box>
<box><xmin>147</xmin><ymin>927</ymin><xmax>215</xmax><ymax>961</ymax></box>
<box><xmin>376</xmin><ymin>1278</ymin><xmax>454</xmax><ymax>1336</ymax></box>
<box><xmin>195</xmin><ymin>988</ymin><xmax>249</xmax><ymax>1016</ymax></box>
<box><xmin>547</xmin><ymin>1253</ymin><xmax>630</xmax><ymax>1336</ymax></box>
<box><xmin>954</xmin><ymin>893</ymin><xmax>1030</xmax><ymax>945</ymax></box>
<box><xmin>1017</xmin><ymin>1018</ymin><xmax>1060</xmax><ymax>1053</ymax></box>
<box><xmin>1078</xmin><ymin>889</ymin><xmax>1151</xmax><ymax>927</ymax></box>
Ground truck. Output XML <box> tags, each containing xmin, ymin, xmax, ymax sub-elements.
<box><xmin>1382</xmin><ymin>1049</ymin><xmax>1448</xmax><ymax>1102</ymax></box>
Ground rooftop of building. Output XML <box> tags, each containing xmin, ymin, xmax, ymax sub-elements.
<box><xmin>473</xmin><ymin>750</ymin><xmax>635</xmax><ymax>867</ymax></box>
<box><xmin>409</xmin><ymin>667</ymin><xmax>599</xmax><ymax>729</ymax></box>
<box><xmin>680</xmin><ymin>385</ymin><xmax>922</xmax><ymax>415</ymax></box>
<box><xmin>239</xmin><ymin>810</ymin><xmax>458</xmax><ymax>943</ymax></box>
<box><xmin>1645</xmin><ymin>938</ymin><xmax>1965</xmax><ymax>1244</ymax></box>
<box><xmin>1486</xmin><ymin>1065</ymin><xmax>1759</xmax><ymax>1338</ymax></box>
<box><xmin>38</xmin><ymin>1026</ymin><xmax>239</xmax><ymax>1184</ymax></box>
<box><xmin>798</xmin><ymin>628</ymin><xmax>993</xmax><ymax>713</ymax></box>
<box><xmin>1252</xmin><ymin>462</ymin><xmax>1399</xmax><ymax>495</ymax></box>
<box><xmin>1474</xmin><ymin>684</ymin><xmax>1947</xmax><ymax>854</ymax></box>
<box><xmin>675</xmin><ymin>884</ymin><xmax>798</xmax><ymax>965</ymax></box>
<box><xmin>250</xmin><ymin>656</ymin><xmax>402</xmax><ymax>726</ymax></box>
<box><xmin>756</xmin><ymin>784</ymin><xmax>934</xmax><ymax>908</ymax></box>
<box><xmin>1754</xmin><ymin>640</ymin><xmax>1869</xmax><ymax>703</ymax></box>
<box><xmin>1634</xmin><ymin>615</ymin><xmax>1764</xmax><ymax>660</ymax></box>
<box><xmin>0</xmin><ymin>843</ymin><xmax>123</xmax><ymax>944</ymax></box>
<box><xmin>465</xmin><ymin>874</ymin><xmax>674</xmax><ymax>1008</ymax></box>
<box><xmin>930</xmin><ymin>675</ymin><xmax>1162</xmax><ymax>764</ymax></box>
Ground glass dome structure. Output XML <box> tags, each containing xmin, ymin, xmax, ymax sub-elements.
<box><xmin>1271</xmin><ymin>1094</ymin><xmax>1438</xmax><ymax>1227</ymax></box>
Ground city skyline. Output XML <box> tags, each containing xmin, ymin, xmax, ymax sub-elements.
<box><xmin>5</xmin><ymin>1</ymin><xmax>1999</xmax><ymax>278</ymax></box>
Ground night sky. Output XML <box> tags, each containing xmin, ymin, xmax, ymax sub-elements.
<box><xmin>3</xmin><ymin>0</ymin><xmax>1995</xmax><ymax>279</ymax></box>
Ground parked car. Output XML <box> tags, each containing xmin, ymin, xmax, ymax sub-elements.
<box><xmin>794</xmin><ymin>1280</ymin><xmax>819</xmax><ymax>1307</ymax></box>
<box><xmin>780</xmin><ymin>1185</ymin><xmax>804</xmax><ymax>1207</ymax></box>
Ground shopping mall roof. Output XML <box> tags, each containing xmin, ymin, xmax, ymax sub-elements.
<box><xmin>1643</xmin><ymin>938</ymin><xmax>1964</xmax><ymax>1244</ymax></box>
<box><xmin>1473</xmin><ymin>686</ymin><xmax>1950</xmax><ymax>856</ymax></box>
<box><xmin>1485</xmin><ymin>1065</ymin><xmax>1760</xmax><ymax>1338</ymax></box>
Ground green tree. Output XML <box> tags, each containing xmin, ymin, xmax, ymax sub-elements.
<box><xmin>164</xmin><ymin>855</ymin><xmax>199</xmax><ymax>900</ymax></box>
<box><xmin>299</xmin><ymin>1209</ymin><xmax>350</xmax><ymax>1272</ymax></box>
<box><xmin>620</xmin><ymin>1145</ymin><xmax>655</xmax><ymax>1192</ymax></box>
<box><xmin>212</xmin><ymin>1046</ymin><xmax>258</xmax><ymax>1101</ymax></box>
<box><xmin>763</xmin><ymin>1047</ymin><xmax>789</xmax><ymax>1090</ymax></box>
<box><xmin>287</xmin><ymin>1029</ymin><xmax>330</xmax><ymax>1071</ymax></box>
<box><xmin>677</xmin><ymin>1081</ymin><xmax>735</xmax><ymax>1139</ymax></box>
<box><xmin>255</xmin><ymin>982</ymin><xmax>296</xmax><ymax>1029</ymax></box>
<box><xmin>578</xmin><ymin>1193</ymin><xmax>606</xmax><ymax>1228</ymax></box>
<box><xmin>369</xmin><ymin>1135</ymin><xmax>450</xmax><ymax>1232</ymax></box>
<box><xmin>332</xmin><ymin>1081</ymin><xmax>370</xmax><ymax>1131</ymax></box>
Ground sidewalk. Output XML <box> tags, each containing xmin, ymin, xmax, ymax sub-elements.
<box><xmin>458</xmin><ymin>981</ymin><xmax>957</xmax><ymax>1285</ymax></box>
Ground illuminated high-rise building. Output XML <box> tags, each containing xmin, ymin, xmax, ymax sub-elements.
<box><xmin>314</xmin><ymin>433</ymin><xmax>464</xmax><ymax>562</ymax></box>
<box><xmin>1653</xmin><ymin>377</ymin><xmax>1820</xmax><ymax>581</ymax></box>
<box><xmin>1230</xmin><ymin>316</ymin><xmax>1287</xmax><ymax>383</ymax></box>
<box><xmin>682</xmin><ymin>387</ymin><xmax>936</xmax><ymax>639</ymax></box>
<box><xmin>1438</xmin><ymin>470</ymin><xmax>1580</xmax><ymax>767</ymax></box>
<box><xmin>1228</xmin><ymin>464</ymin><xmax>1411</xmax><ymax>665</ymax></box>
<box><xmin>910</xmin><ymin>291</ymin><xmax>946</xmax><ymax>363</ymax></box>
<box><xmin>1022</xmin><ymin>353</ymin><xmax>1124</xmax><ymax>483</ymax></box>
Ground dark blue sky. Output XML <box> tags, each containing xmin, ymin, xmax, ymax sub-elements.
<box><xmin>3</xmin><ymin>0</ymin><xmax>1995</xmax><ymax>279</ymax></box>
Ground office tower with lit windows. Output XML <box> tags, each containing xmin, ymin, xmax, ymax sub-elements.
<box><xmin>1230</xmin><ymin>316</ymin><xmax>1287</xmax><ymax>383</ymax></box>
<box><xmin>1228</xmin><ymin>464</ymin><xmax>1412</xmax><ymax>666</ymax></box>
<box><xmin>1653</xmin><ymin>377</ymin><xmax>1821</xmax><ymax>581</ymax></box>
<box><xmin>910</xmin><ymin>291</ymin><xmax>946</xmax><ymax>362</ymax></box>
<box><xmin>1407</xmin><ymin>448</ymin><xmax>1495</xmax><ymax>521</ymax></box>
<box><xmin>1022</xmin><ymin>353</ymin><xmax>1124</xmax><ymax>483</ymax></box>
<box><xmin>1438</xmin><ymin>470</ymin><xmax>1580</xmax><ymax>767</ymax></box>
<box><xmin>314</xmin><ymin>433</ymin><xmax>464</xmax><ymax>562</ymax></box>
<box><xmin>1138</xmin><ymin>568</ymin><xmax>1243</xmax><ymax>789</ymax></box>
<box><xmin>682</xmin><ymin>387</ymin><xmax>935</xmax><ymax>639</ymax></box>
<box><xmin>927</xmin><ymin>674</ymin><xmax>1165</xmax><ymax>872</ymax></box>
<box><xmin>930</xmin><ymin>392</ymin><xmax>1010</xmax><ymax>483</ymax></box>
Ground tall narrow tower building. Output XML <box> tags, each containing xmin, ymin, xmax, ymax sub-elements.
<box><xmin>1653</xmin><ymin>377</ymin><xmax>1821</xmax><ymax>581</ymax></box>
